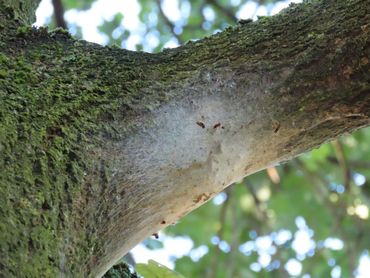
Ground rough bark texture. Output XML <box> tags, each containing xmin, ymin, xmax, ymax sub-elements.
<box><xmin>0</xmin><ymin>0</ymin><xmax>369</xmax><ymax>277</ymax></box>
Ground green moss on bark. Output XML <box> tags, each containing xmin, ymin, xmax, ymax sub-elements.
<box><xmin>0</xmin><ymin>21</ymin><xmax>175</xmax><ymax>276</ymax></box>
<box><xmin>0</xmin><ymin>49</ymin><xmax>90</xmax><ymax>275</ymax></box>
<box><xmin>1</xmin><ymin>0</ymin><xmax>40</xmax><ymax>24</ymax></box>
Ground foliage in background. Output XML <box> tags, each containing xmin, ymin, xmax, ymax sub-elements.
<box><xmin>137</xmin><ymin>260</ymin><xmax>185</xmax><ymax>278</ymax></box>
<box><xmin>39</xmin><ymin>0</ymin><xmax>370</xmax><ymax>277</ymax></box>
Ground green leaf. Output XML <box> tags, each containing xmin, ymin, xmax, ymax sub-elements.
<box><xmin>136</xmin><ymin>260</ymin><xmax>185</xmax><ymax>278</ymax></box>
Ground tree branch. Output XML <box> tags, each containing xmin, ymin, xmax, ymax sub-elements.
<box><xmin>52</xmin><ymin>0</ymin><xmax>67</xmax><ymax>29</ymax></box>
<box><xmin>0</xmin><ymin>0</ymin><xmax>369</xmax><ymax>277</ymax></box>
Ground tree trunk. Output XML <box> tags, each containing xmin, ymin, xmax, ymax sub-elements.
<box><xmin>0</xmin><ymin>0</ymin><xmax>369</xmax><ymax>277</ymax></box>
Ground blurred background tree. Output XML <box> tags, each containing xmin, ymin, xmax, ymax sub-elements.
<box><xmin>35</xmin><ymin>0</ymin><xmax>370</xmax><ymax>277</ymax></box>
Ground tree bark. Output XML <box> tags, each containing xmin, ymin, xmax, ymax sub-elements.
<box><xmin>0</xmin><ymin>0</ymin><xmax>369</xmax><ymax>277</ymax></box>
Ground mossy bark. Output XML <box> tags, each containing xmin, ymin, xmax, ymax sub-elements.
<box><xmin>0</xmin><ymin>0</ymin><xmax>369</xmax><ymax>277</ymax></box>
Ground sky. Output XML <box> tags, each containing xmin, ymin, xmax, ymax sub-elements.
<box><xmin>33</xmin><ymin>1</ymin><xmax>370</xmax><ymax>276</ymax></box>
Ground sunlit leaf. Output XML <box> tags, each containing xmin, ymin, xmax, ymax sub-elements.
<box><xmin>136</xmin><ymin>260</ymin><xmax>185</xmax><ymax>278</ymax></box>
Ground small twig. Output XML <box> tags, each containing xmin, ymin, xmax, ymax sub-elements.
<box><xmin>244</xmin><ymin>180</ymin><xmax>269</xmax><ymax>222</ymax></box>
<box><xmin>205</xmin><ymin>0</ymin><xmax>237</xmax><ymax>22</ymax></box>
<box><xmin>291</xmin><ymin>158</ymin><xmax>366</xmax><ymax>275</ymax></box>
<box><xmin>293</xmin><ymin>158</ymin><xmax>328</xmax><ymax>201</ymax></box>
<box><xmin>327</xmin><ymin>156</ymin><xmax>370</xmax><ymax>169</ymax></box>
<box><xmin>225</xmin><ymin>192</ymin><xmax>239</xmax><ymax>278</ymax></box>
<box><xmin>266</xmin><ymin>166</ymin><xmax>280</xmax><ymax>184</ymax></box>
<box><xmin>155</xmin><ymin>0</ymin><xmax>184</xmax><ymax>44</ymax></box>
<box><xmin>52</xmin><ymin>0</ymin><xmax>67</xmax><ymax>29</ymax></box>
<box><xmin>207</xmin><ymin>188</ymin><xmax>231</xmax><ymax>278</ymax></box>
<box><xmin>332</xmin><ymin>139</ymin><xmax>351</xmax><ymax>192</ymax></box>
